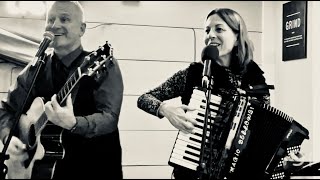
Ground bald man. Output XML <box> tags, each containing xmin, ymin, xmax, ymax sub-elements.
<box><xmin>0</xmin><ymin>1</ymin><xmax>124</xmax><ymax>179</ymax></box>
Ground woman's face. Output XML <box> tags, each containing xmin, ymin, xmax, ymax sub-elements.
<box><xmin>204</xmin><ymin>14</ymin><xmax>238</xmax><ymax>65</ymax></box>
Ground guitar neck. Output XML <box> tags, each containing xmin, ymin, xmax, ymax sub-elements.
<box><xmin>57</xmin><ymin>67</ymin><xmax>83</xmax><ymax>104</ymax></box>
<box><xmin>33</xmin><ymin>42</ymin><xmax>111</xmax><ymax>135</ymax></box>
<box><xmin>34</xmin><ymin>67</ymin><xmax>83</xmax><ymax>134</ymax></box>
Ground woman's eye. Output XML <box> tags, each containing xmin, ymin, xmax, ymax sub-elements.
<box><xmin>216</xmin><ymin>28</ymin><xmax>224</xmax><ymax>32</ymax></box>
<box><xmin>216</xmin><ymin>28</ymin><xmax>224</xmax><ymax>33</ymax></box>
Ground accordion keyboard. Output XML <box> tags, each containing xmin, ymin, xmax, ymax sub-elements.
<box><xmin>169</xmin><ymin>89</ymin><xmax>222</xmax><ymax>171</ymax></box>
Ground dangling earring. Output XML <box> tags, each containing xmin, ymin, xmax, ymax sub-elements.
<box><xmin>234</xmin><ymin>40</ymin><xmax>239</xmax><ymax>57</ymax></box>
<box><xmin>235</xmin><ymin>47</ymin><xmax>239</xmax><ymax>58</ymax></box>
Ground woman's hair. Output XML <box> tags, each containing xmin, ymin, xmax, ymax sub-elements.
<box><xmin>206</xmin><ymin>8</ymin><xmax>254</xmax><ymax>74</ymax></box>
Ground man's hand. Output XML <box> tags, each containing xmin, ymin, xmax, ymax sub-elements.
<box><xmin>6</xmin><ymin>136</ymin><xmax>26</xmax><ymax>155</ymax></box>
<box><xmin>2</xmin><ymin>136</ymin><xmax>30</xmax><ymax>179</ymax></box>
<box><xmin>5</xmin><ymin>136</ymin><xmax>28</xmax><ymax>162</ymax></box>
<box><xmin>44</xmin><ymin>94</ymin><xmax>77</xmax><ymax>130</ymax></box>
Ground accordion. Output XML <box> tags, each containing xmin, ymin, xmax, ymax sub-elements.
<box><xmin>168</xmin><ymin>88</ymin><xmax>309</xmax><ymax>179</ymax></box>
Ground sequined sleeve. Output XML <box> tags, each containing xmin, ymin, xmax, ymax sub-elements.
<box><xmin>137</xmin><ymin>68</ymin><xmax>188</xmax><ymax>118</ymax></box>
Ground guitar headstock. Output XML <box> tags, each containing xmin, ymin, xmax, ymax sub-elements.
<box><xmin>81</xmin><ymin>41</ymin><xmax>114</xmax><ymax>77</ymax></box>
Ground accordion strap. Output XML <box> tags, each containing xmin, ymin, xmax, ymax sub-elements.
<box><xmin>242</xmin><ymin>84</ymin><xmax>274</xmax><ymax>96</ymax></box>
<box><xmin>249</xmin><ymin>84</ymin><xmax>275</xmax><ymax>90</ymax></box>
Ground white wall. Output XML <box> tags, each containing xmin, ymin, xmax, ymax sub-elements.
<box><xmin>262</xmin><ymin>1</ymin><xmax>319</xmax><ymax>162</ymax></box>
<box><xmin>310</xmin><ymin>1</ymin><xmax>320</xmax><ymax>162</ymax></box>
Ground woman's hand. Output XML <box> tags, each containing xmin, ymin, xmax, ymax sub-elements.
<box><xmin>283</xmin><ymin>151</ymin><xmax>309</xmax><ymax>171</ymax></box>
<box><xmin>159</xmin><ymin>103</ymin><xmax>198</xmax><ymax>134</ymax></box>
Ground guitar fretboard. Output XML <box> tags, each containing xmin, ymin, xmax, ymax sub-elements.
<box><xmin>57</xmin><ymin>68</ymin><xmax>82</xmax><ymax>104</ymax></box>
<box><xmin>34</xmin><ymin>68</ymin><xmax>82</xmax><ymax>135</ymax></box>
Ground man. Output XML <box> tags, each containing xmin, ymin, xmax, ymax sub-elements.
<box><xmin>0</xmin><ymin>1</ymin><xmax>124</xmax><ymax>179</ymax></box>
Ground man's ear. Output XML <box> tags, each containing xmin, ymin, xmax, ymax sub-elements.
<box><xmin>80</xmin><ymin>23</ymin><xmax>86</xmax><ymax>37</ymax></box>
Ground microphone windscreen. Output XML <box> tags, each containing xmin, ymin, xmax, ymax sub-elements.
<box><xmin>201</xmin><ymin>45</ymin><xmax>219</xmax><ymax>61</ymax></box>
<box><xmin>43</xmin><ymin>31</ymin><xmax>55</xmax><ymax>41</ymax></box>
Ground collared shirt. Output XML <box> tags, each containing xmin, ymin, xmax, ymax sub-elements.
<box><xmin>0</xmin><ymin>45</ymin><xmax>124</xmax><ymax>141</ymax></box>
<box><xmin>51</xmin><ymin>46</ymin><xmax>83</xmax><ymax>94</ymax></box>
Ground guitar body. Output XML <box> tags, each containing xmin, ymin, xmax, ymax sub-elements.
<box><xmin>5</xmin><ymin>97</ymin><xmax>64</xmax><ymax>179</ymax></box>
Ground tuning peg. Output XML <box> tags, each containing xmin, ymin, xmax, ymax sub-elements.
<box><xmin>110</xmin><ymin>48</ymin><xmax>114</xmax><ymax>56</ymax></box>
<box><xmin>94</xmin><ymin>61</ymin><xmax>100</xmax><ymax>66</ymax></box>
<box><xmin>99</xmin><ymin>46</ymin><xmax>104</xmax><ymax>51</ymax></box>
<box><xmin>93</xmin><ymin>51</ymin><xmax>97</xmax><ymax>56</ymax></box>
<box><xmin>84</xmin><ymin>56</ymin><xmax>90</xmax><ymax>61</ymax></box>
<box><xmin>88</xmin><ymin>68</ymin><xmax>93</xmax><ymax>74</ymax></box>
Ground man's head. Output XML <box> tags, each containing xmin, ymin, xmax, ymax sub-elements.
<box><xmin>45</xmin><ymin>1</ymin><xmax>86</xmax><ymax>55</ymax></box>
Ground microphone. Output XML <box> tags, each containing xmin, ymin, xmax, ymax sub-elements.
<box><xmin>35</xmin><ymin>31</ymin><xmax>55</xmax><ymax>58</ymax></box>
<box><xmin>201</xmin><ymin>45</ymin><xmax>219</xmax><ymax>89</ymax></box>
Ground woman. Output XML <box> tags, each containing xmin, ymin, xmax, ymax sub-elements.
<box><xmin>137</xmin><ymin>8</ymin><xmax>271</xmax><ymax>179</ymax></box>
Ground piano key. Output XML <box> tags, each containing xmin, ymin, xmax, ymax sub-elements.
<box><xmin>171</xmin><ymin>152</ymin><xmax>199</xmax><ymax>164</ymax></box>
<box><xmin>169</xmin><ymin>156</ymin><xmax>198</xmax><ymax>171</ymax></box>
<box><xmin>179</xmin><ymin>131</ymin><xmax>204</xmax><ymax>142</ymax></box>
<box><xmin>172</xmin><ymin>148</ymin><xmax>199</xmax><ymax>161</ymax></box>
<box><xmin>177</xmin><ymin>131</ymin><xmax>211</xmax><ymax>145</ymax></box>
<box><xmin>177</xmin><ymin>133</ymin><xmax>202</xmax><ymax>147</ymax></box>
<box><xmin>174</xmin><ymin>142</ymin><xmax>201</xmax><ymax>155</ymax></box>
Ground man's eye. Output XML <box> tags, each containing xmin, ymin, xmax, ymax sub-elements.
<box><xmin>48</xmin><ymin>18</ymin><xmax>54</xmax><ymax>24</ymax></box>
<box><xmin>61</xmin><ymin>17</ymin><xmax>69</xmax><ymax>23</ymax></box>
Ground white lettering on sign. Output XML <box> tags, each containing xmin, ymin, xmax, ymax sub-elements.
<box><xmin>286</xmin><ymin>18</ymin><xmax>301</xmax><ymax>30</ymax></box>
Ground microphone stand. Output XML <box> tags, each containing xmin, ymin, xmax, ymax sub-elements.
<box><xmin>198</xmin><ymin>77</ymin><xmax>214</xmax><ymax>180</ymax></box>
<box><xmin>0</xmin><ymin>54</ymin><xmax>47</xmax><ymax>179</ymax></box>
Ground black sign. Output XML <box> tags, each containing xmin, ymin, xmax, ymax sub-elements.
<box><xmin>282</xmin><ymin>1</ymin><xmax>307</xmax><ymax>61</ymax></box>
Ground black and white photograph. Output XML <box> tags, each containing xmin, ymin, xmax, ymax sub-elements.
<box><xmin>0</xmin><ymin>1</ymin><xmax>319</xmax><ymax>179</ymax></box>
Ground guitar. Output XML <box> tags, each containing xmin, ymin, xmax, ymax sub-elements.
<box><xmin>4</xmin><ymin>41</ymin><xmax>113</xmax><ymax>179</ymax></box>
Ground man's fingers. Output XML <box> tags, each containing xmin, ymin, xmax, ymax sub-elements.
<box><xmin>12</xmin><ymin>137</ymin><xmax>26</xmax><ymax>150</ymax></box>
<box><xmin>51</xmin><ymin>94</ymin><xmax>60</xmax><ymax>110</ymax></box>
<box><xmin>8</xmin><ymin>137</ymin><xmax>27</xmax><ymax>155</ymax></box>
<box><xmin>66</xmin><ymin>94</ymin><xmax>73</xmax><ymax>108</ymax></box>
<box><xmin>15</xmin><ymin>142</ymin><xmax>26</xmax><ymax>151</ymax></box>
<box><xmin>44</xmin><ymin>102</ymin><xmax>53</xmax><ymax>117</ymax></box>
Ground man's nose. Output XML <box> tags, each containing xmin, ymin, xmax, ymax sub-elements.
<box><xmin>48</xmin><ymin>20</ymin><xmax>62</xmax><ymax>31</ymax></box>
